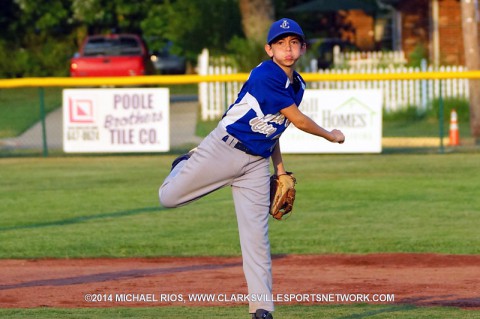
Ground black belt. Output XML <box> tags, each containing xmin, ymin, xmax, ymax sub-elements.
<box><xmin>222</xmin><ymin>135</ymin><xmax>255</xmax><ymax>155</ymax></box>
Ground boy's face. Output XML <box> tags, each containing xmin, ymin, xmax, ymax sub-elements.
<box><xmin>265</xmin><ymin>35</ymin><xmax>306</xmax><ymax>69</ymax></box>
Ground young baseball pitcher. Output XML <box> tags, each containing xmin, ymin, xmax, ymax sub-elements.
<box><xmin>159</xmin><ymin>18</ymin><xmax>345</xmax><ymax>319</ymax></box>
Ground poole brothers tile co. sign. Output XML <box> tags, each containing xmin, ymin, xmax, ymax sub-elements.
<box><xmin>282</xmin><ymin>89</ymin><xmax>383</xmax><ymax>153</ymax></box>
<box><xmin>63</xmin><ymin>88</ymin><xmax>169</xmax><ymax>153</ymax></box>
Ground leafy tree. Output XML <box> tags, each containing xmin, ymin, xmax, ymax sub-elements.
<box><xmin>0</xmin><ymin>0</ymin><xmax>302</xmax><ymax>77</ymax></box>
<box><xmin>14</xmin><ymin>0</ymin><xmax>71</xmax><ymax>34</ymax></box>
<box><xmin>71</xmin><ymin>0</ymin><xmax>154</xmax><ymax>36</ymax></box>
<box><xmin>0</xmin><ymin>0</ymin><xmax>77</xmax><ymax>77</ymax></box>
<box><xmin>141</xmin><ymin>0</ymin><xmax>243</xmax><ymax>61</ymax></box>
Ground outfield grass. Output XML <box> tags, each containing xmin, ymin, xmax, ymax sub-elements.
<box><xmin>1</xmin><ymin>153</ymin><xmax>479</xmax><ymax>258</ymax></box>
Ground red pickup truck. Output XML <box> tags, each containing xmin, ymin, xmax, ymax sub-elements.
<box><xmin>70</xmin><ymin>34</ymin><xmax>155</xmax><ymax>77</ymax></box>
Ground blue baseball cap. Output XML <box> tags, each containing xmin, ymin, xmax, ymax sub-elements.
<box><xmin>267</xmin><ymin>18</ymin><xmax>305</xmax><ymax>44</ymax></box>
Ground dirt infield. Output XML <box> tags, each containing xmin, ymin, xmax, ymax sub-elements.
<box><xmin>1</xmin><ymin>253</ymin><xmax>479</xmax><ymax>310</ymax></box>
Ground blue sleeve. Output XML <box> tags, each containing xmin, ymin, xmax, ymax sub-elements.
<box><xmin>249</xmin><ymin>68</ymin><xmax>295</xmax><ymax>114</ymax></box>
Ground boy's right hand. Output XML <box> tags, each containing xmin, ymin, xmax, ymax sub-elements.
<box><xmin>331</xmin><ymin>129</ymin><xmax>345</xmax><ymax>144</ymax></box>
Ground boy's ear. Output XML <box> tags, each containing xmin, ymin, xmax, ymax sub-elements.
<box><xmin>301</xmin><ymin>42</ymin><xmax>307</xmax><ymax>54</ymax></box>
<box><xmin>264</xmin><ymin>44</ymin><xmax>274</xmax><ymax>58</ymax></box>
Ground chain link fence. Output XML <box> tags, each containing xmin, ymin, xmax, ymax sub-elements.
<box><xmin>0</xmin><ymin>87</ymin><xmax>201</xmax><ymax>157</ymax></box>
<box><xmin>1</xmin><ymin>72</ymin><xmax>479</xmax><ymax>157</ymax></box>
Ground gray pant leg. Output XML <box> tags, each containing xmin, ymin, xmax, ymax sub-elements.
<box><xmin>159</xmin><ymin>124</ymin><xmax>274</xmax><ymax>313</ymax></box>
<box><xmin>159</xmin><ymin>126</ymin><xmax>237</xmax><ymax>207</ymax></box>
<box><xmin>232</xmin><ymin>158</ymin><xmax>273</xmax><ymax>313</ymax></box>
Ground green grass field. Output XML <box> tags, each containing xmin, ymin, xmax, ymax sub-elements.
<box><xmin>0</xmin><ymin>87</ymin><xmax>63</xmax><ymax>138</ymax></box>
<box><xmin>2</xmin><ymin>304</ymin><xmax>479</xmax><ymax>319</ymax></box>
<box><xmin>1</xmin><ymin>153</ymin><xmax>480</xmax><ymax>318</ymax></box>
<box><xmin>1</xmin><ymin>154</ymin><xmax>480</xmax><ymax>258</ymax></box>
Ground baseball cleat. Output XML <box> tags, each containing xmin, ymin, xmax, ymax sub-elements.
<box><xmin>170</xmin><ymin>147</ymin><xmax>197</xmax><ymax>171</ymax></box>
<box><xmin>252</xmin><ymin>309</ymin><xmax>273</xmax><ymax>319</ymax></box>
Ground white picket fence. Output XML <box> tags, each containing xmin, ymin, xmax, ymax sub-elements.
<box><xmin>309</xmin><ymin>65</ymin><xmax>469</xmax><ymax>113</ymax></box>
<box><xmin>333</xmin><ymin>49</ymin><xmax>408</xmax><ymax>69</ymax></box>
<box><xmin>197</xmin><ymin>49</ymin><xmax>469</xmax><ymax>120</ymax></box>
<box><xmin>197</xmin><ymin>49</ymin><xmax>243</xmax><ymax>120</ymax></box>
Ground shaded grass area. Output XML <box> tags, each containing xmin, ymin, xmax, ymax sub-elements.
<box><xmin>0</xmin><ymin>87</ymin><xmax>62</xmax><ymax>138</ymax></box>
<box><xmin>382</xmin><ymin>98</ymin><xmax>471</xmax><ymax>138</ymax></box>
<box><xmin>0</xmin><ymin>85</ymin><xmax>197</xmax><ymax>139</ymax></box>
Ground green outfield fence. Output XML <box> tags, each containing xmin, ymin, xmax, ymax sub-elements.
<box><xmin>1</xmin><ymin>71</ymin><xmax>480</xmax><ymax>157</ymax></box>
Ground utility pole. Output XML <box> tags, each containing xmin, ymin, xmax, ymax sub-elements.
<box><xmin>461</xmin><ymin>0</ymin><xmax>480</xmax><ymax>144</ymax></box>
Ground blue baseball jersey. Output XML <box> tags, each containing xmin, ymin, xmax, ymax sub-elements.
<box><xmin>220</xmin><ymin>60</ymin><xmax>306</xmax><ymax>158</ymax></box>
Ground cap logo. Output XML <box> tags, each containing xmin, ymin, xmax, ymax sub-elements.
<box><xmin>280</xmin><ymin>19</ymin><xmax>290</xmax><ymax>30</ymax></box>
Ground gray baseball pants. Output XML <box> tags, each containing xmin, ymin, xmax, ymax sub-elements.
<box><xmin>159</xmin><ymin>124</ymin><xmax>274</xmax><ymax>313</ymax></box>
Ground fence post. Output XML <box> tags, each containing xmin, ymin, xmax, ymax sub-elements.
<box><xmin>420</xmin><ymin>59</ymin><xmax>428</xmax><ymax>113</ymax></box>
<box><xmin>198</xmin><ymin>48</ymin><xmax>209</xmax><ymax>120</ymax></box>
<box><xmin>438</xmin><ymin>80</ymin><xmax>445</xmax><ymax>154</ymax></box>
<box><xmin>39</xmin><ymin>87</ymin><xmax>48</xmax><ymax>157</ymax></box>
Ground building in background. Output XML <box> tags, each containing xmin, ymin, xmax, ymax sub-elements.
<box><xmin>384</xmin><ymin>0</ymin><xmax>468</xmax><ymax>65</ymax></box>
<box><xmin>290</xmin><ymin>0</ymin><xmax>479</xmax><ymax>65</ymax></box>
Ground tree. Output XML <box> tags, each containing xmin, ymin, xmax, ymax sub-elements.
<box><xmin>71</xmin><ymin>0</ymin><xmax>155</xmax><ymax>40</ymax></box>
<box><xmin>239</xmin><ymin>0</ymin><xmax>275</xmax><ymax>44</ymax></box>
<box><xmin>0</xmin><ymin>0</ymin><xmax>76</xmax><ymax>77</ymax></box>
<box><xmin>461</xmin><ymin>0</ymin><xmax>480</xmax><ymax>144</ymax></box>
<box><xmin>0</xmin><ymin>0</ymin><xmax>287</xmax><ymax>76</ymax></box>
<box><xmin>140</xmin><ymin>0</ymin><xmax>243</xmax><ymax>61</ymax></box>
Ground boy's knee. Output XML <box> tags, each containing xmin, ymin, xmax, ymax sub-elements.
<box><xmin>158</xmin><ymin>187</ymin><xmax>180</xmax><ymax>208</ymax></box>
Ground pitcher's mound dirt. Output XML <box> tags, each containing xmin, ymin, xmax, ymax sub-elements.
<box><xmin>1</xmin><ymin>253</ymin><xmax>479</xmax><ymax>309</ymax></box>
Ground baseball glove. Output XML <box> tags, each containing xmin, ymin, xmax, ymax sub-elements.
<box><xmin>269</xmin><ymin>172</ymin><xmax>297</xmax><ymax>220</ymax></box>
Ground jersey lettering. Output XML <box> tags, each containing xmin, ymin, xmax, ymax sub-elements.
<box><xmin>265</xmin><ymin>113</ymin><xmax>286</xmax><ymax>125</ymax></box>
<box><xmin>249</xmin><ymin>117</ymin><xmax>277</xmax><ymax>137</ymax></box>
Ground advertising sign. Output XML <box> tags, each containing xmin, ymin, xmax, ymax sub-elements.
<box><xmin>281</xmin><ymin>89</ymin><xmax>383</xmax><ymax>153</ymax></box>
<box><xmin>63</xmin><ymin>88</ymin><xmax>169</xmax><ymax>153</ymax></box>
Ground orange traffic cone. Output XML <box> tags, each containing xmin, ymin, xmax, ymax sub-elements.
<box><xmin>449</xmin><ymin>109</ymin><xmax>460</xmax><ymax>146</ymax></box>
